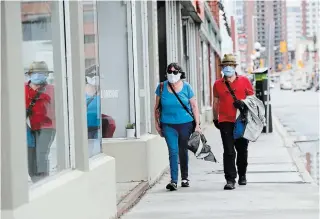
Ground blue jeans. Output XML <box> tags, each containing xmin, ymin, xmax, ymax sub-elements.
<box><xmin>162</xmin><ymin>122</ymin><xmax>194</xmax><ymax>183</ymax></box>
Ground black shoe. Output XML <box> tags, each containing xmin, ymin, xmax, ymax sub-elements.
<box><xmin>224</xmin><ymin>181</ymin><xmax>235</xmax><ymax>190</ymax></box>
<box><xmin>238</xmin><ymin>175</ymin><xmax>247</xmax><ymax>185</ymax></box>
<box><xmin>166</xmin><ymin>182</ymin><xmax>177</xmax><ymax>191</ymax></box>
<box><xmin>181</xmin><ymin>180</ymin><xmax>190</xmax><ymax>187</ymax></box>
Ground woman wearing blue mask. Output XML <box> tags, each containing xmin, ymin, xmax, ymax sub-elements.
<box><xmin>25</xmin><ymin>61</ymin><xmax>56</xmax><ymax>179</ymax></box>
<box><xmin>154</xmin><ymin>63</ymin><xmax>201</xmax><ymax>191</ymax></box>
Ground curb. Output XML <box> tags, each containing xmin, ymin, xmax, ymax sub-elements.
<box><xmin>116</xmin><ymin>168</ymin><xmax>169</xmax><ymax>218</ymax></box>
<box><xmin>272</xmin><ymin>114</ymin><xmax>315</xmax><ymax>184</ymax></box>
<box><xmin>117</xmin><ymin>181</ymin><xmax>149</xmax><ymax>218</ymax></box>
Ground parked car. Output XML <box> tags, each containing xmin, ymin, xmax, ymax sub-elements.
<box><xmin>280</xmin><ymin>74</ymin><xmax>292</xmax><ymax>90</ymax></box>
<box><xmin>292</xmin><ymin>75</ymin><xmax>307</xmax><ymax>92</ymax></box>
<box><xmin>280</xmin><ymin>81</ymin><xmax>292</xmax><ymax>90</ymax></box>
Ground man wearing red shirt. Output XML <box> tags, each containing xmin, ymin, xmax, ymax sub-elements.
<box><xmin>25</xmin><ymin>61</ymin><xmax>56</xmax><ymax>178</ymax></box>
<box><xmin>213</xmin><ymin>54</ymin><xmax>254</xmax><ymax>190</ymax></box>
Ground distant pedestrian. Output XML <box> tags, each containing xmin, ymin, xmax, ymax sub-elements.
<box><xmin>154</xmin><ymin>63</ymin><xmax>201</xmax><ymax>191</ymax></box>
<box><xmin>212</xmin><ymin>54</ymin><xmax>254</xmax><ymax>190</ymax></box>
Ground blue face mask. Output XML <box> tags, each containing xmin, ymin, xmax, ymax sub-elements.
<box><xmin>30</xmin><ymin>73</ymin><xmax>47</xmax><ymax>85</ymax></box>
<box><xmin>222</xmin><ymin>66</ymin><xmax>236</xmax><ymax>77</ymax></box>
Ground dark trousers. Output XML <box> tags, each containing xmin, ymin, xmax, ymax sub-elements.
<box><xmin>162</xmin><ymin>122</ymin><xmax>194</xmax><ymax>183</ymax></box>
<box><xmin>220</xmin><ymin>122</ymin><xmax>249</xmax><ymax>183</ymax></box>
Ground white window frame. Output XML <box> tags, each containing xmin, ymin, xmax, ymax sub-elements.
<box><xmin>141</xmin><ymin>1</ymin><xmax>152</xmax><ymax>134</ymax></box>
<box><xmin>52</xmin><ymin>0</ymin><xmax>72</xmax><ymax>171</ymax></box>
<box><xmin>64</xmin><ymin>1</ymin><xmax>76</xmax><ymax>168</ymax></box>
<box><xmin>0</xmin><ymin>0</ymin><xmax>2</xmax><ymax>204</ymax></box>
<box><xmin>128</xmin><ymin>1</ymin><xmax>141</xmax><ymax>138</ymax></box>
<box><xmin>166</xmin><ymin>1</ymin><xmax>172</xmax><ymax>62</ymax></box>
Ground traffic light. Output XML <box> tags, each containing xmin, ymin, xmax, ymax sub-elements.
<box><xmin>260</xmin><ymin>59</ymin><xmax>264</xmax><ymax>68</ymax></box>
<box><xmin>280</xmin><ymin>41</ymin><xmax>287</xmax><ymax>53</ymax></box>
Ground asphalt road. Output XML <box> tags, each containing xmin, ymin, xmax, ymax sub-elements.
<box><xmin>272</xmin><ymin>85</ymin><xmax>319</xmax><ymax>184</ymax></box>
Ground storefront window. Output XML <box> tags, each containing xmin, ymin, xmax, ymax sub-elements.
<box><xmin>82</xmin><ymin>1</ymin><xmax>102</xmax><ymax>157</ymax></box>
<box><xmin>97</xmin><ymin>1</ymin><xmax>131</xmax><ymax>138</ymax></box>
<box><xmin>21</xmin><ymin>1</ymin><xmax>70</xmax><ymax>183</ymax></box>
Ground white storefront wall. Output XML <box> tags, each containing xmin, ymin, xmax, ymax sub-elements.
<box><xmin>1</xmin><ymin>1</ymin><xmax>168</xmax><ymax>218</ymax></box>
<box><xmin>1</xmin><ymin>1</ymin><xmax>117</xmax><ymax>219</ymax></box>
<box><xmin>100</xmin><ymin>1</ymin><xmax>167</xmax><ymax>184</ymax></box>
<box><xmin>183</xmin><ymin>17</ymin><xmax>199</xmax><ymax>99</ymax></box>
<box><xmin>166</xmin><ymin>0</ymin><xmax>180</xmax><ymax>64</ymax></box>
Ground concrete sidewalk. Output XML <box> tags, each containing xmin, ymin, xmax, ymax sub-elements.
<box><xmin>121</xmin><ymin>125</ymin><xmax>319</xmax><ymax>219</ymax></box>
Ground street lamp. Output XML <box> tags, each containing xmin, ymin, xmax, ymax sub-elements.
<box><xmin>254</xmin><ymin>42</ymin><xmax>261</xmax><ymax>51</ymax></box>
<box><xmin>252</xmin><ymin>41</ymin><xmax>266</xmax><ymax>70</ymax></box>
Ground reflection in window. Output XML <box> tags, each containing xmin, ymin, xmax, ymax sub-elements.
<box><xmin>22</xmin><ymin>1</ymin><xmax>69</xmax><ymax>184</ymax></box>
<box><xmin>21</xmin><ymin>2</ymin><xmax>52</xmax><ymax>41</ymax></box>
<box><xmin>84</xmin><ymin>34</ymin><xmax>95</xmax><ymax>44</ymax></box>
<box><xmin>83</xmin><ymin>1</ymin><xmax>105</xmax><ymax>157</ymax></box>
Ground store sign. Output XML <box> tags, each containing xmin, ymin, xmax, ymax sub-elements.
<box><xmin>101</xmin><ymin>89</ymin><xmax>119</xmax><ymax>99</ymax></box>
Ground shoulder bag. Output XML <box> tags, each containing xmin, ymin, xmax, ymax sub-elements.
<box><xmin>86</xmin><ymin>91</ymin><xmax>98</xmax><ymax>107</ymax></box>
<box><xmin>224</xmin><ymin>81</ymin><xmax>247</xmax><ymax>139</ymax></box>
<box><xmin>156</xmin><ymin>82</ymin><xmax>164</xmax><ymax>124</ymax></box>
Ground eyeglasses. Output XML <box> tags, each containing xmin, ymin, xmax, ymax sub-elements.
<box><xmin>167</xmin><ymin>70</ymin><xmax>180</xmax><ymax>75</ymax></box>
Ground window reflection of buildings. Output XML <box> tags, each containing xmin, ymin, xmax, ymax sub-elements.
<box><xmin>83</xmin><ymin>3</ymin><xmax>97</xmax><ymax>69</ymax></box>
<box><xmin>21</xmin><ymin>1</ymin><xmax>97</xmax><ymax>69</ymax></box>
<box><xmin>21</xmin><ymin>2</ymin><xmax>52</xmax><ymax>41</ymax></box>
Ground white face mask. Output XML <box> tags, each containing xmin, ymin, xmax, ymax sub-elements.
<box><xmin>167</xmin><ymin>73</ymin><xmax>181</xmax><ymax>84</ymax></box>
<box><xmin>86</xmin><ymin>76</ymin><xmax>99</xmax><ymax>86</ymax></box>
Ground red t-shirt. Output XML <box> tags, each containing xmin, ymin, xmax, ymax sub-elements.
<box><xmin>213</xmin><ymin>75</ymin><xmax>254</xmax><ymax>123</ymax></box>
<box><xmin>25</xmin><ymin>82</ymin><xmax>55</xmax><ymax>130</ymax></box>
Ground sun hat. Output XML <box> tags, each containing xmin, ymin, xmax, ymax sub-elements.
<box><xmin>26</xmin><ymin>61</ymin><xmax>52</xmax><ymax>75</ymax></box>
<box><xmin>220</xmin><ymin>54</ymin><xmax>238</xmax><ymax>66</ymax></box>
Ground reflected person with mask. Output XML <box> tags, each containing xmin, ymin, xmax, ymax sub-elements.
<box><xmin>85</xmin><ymin>66</ymin><xmax>101</xmax><ymax>140</ymax></box>
<box><xmin>154</xmin><ymin>63</ymin><xmax>200</xmax><ymax>191</ymax></box>
<box><xmin>212</xmin><ymin>54</ymin><xmax>254</xmax><ymax>190</ymax></box>
<box><xmin>25</xmin><ymin>61</ymin><xmax>56</xmax><ymax>178</ymax></box>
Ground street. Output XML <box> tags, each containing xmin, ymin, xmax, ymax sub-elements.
<box><xmin>272</xmin><ymin>86</ymin><xmax>319</xmax><ymax>184</ymax></box>
<box><xmin>121</xmin><ymin>125</ymin><xmax>319</xmax><ymax>219</ymax></box>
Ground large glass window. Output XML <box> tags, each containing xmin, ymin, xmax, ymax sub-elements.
<box><xmin>83</xmin><ymin>1</ymin><xmax>102</xmax><ymax>157</ymax></box>
<box><xmin>97</xmin><ymin>1</ymin><xmax>131</xmax><ymax>138</ymax></box>
<box><xmin>22</xmin><ymin>1</ymin><xmax>70</xmax><ymax>183</ymax></box>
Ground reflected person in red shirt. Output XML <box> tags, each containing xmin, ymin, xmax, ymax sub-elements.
<box><xmin>213</xmin><ymin>54</ymin><xmax>254</xmax><ymax>190</ymax></box>
<box><xmin>25</xmin><ymin>61</ymin><xmax>56</xmax><ymax>178</ymax></box>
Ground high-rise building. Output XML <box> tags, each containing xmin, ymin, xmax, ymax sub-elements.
<box><xmin>302</xmin><ymin>0</ymin><xmax>320</xmax><ymax>38</ymax></box>
<box><xmin>234</xmin><ymin>0</ymin><xmax>247</xmax><ymax>72</ymax></box>
<box><xmin>273</xmin><ymin>0</ymin><xmax>288</xmax><ymax>70</ymax></box>
<box><xmin>286</xmin><ymin>6</ymin><xmax>302</xmax><ymax>63</ymax></box>
<box><xmin>244</xmin><ymin>0</ymin><xmax>288</xmax><ymax>72</ymax></box>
